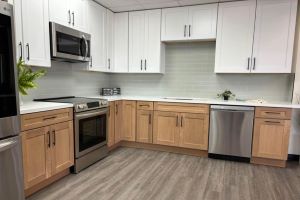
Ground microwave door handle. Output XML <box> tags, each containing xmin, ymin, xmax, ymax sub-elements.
<box><xmin>81</xmin><ymin>35</ymin><xmax>88</xmax><ymax>60</ymax></box>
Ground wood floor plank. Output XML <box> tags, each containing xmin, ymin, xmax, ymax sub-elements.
<box><xmin>28</xmin><ymin>147</ymin><xmax>300</xmax><ymax>200</ymax></box>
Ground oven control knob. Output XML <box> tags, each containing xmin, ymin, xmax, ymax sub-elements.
<box><xmin>77</xmin><ymin>105</ymin><xmax>84</xmax><ymax>110</ymax></box>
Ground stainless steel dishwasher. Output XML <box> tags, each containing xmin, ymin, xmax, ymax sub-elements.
<box><xmin>209</xmin><ymin>105</ymin><xmax>255</xmax><ymax>162</ymax></box>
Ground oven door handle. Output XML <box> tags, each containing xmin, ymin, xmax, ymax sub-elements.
<box><xmin>75</xmin><ymin>109</ymin><xmax>108</xmax><ymax>119</ymax></box>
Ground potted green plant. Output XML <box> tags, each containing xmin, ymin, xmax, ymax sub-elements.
<box><xmin>217</xmin><ymin>90</ymin><xmax>235</xmax><ymax>101</ymax></box>
<box><xmin>17</xmin><ymin>59</ymin><xmax>46</xmax><ymax>104</ymax></box>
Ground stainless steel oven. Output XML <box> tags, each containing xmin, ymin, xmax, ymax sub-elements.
<box><xmin>49</xmin><ymin>22</ymin><xmax>91</xmax><ymax>62</ymax></box>
<box><xmin>75</xmin><ymin>108</ymin><xmax>108</xmax><ymax>158</ymax></box>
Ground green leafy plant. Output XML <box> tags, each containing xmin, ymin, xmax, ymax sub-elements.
<box><xmin>17</xmin><ymin>59</ymin><xmax>46</xmax><ymax>95</ymax></box>
<box><xmin>217</xmin><ymin>90</ymin><xmax>235</xmax><ymax>100</ymax></box>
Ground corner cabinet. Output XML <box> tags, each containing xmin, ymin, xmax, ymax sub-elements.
<box><xmin>15</xmin><ymin>0</ymin><xmax>51</xmax><ymax>67</ymax></box>
<box><xmin>129</xmin><ymin>9</ymin><xmax>165</xmax><ymax>73</ymax></box>
<box><xmin>161</xmin><ymin>4</ymin><xmax>218</xmax><ymax>41</ymax></box>
<box><xmin>215</xmin><ymin>0</ymin><xmax>297</xmax><ymax>73</ymax></box>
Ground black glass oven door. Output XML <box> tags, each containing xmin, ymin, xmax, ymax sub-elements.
<box><xmin>0</xmin><ymin>12</ymin><xmax>17</xmax><ymax>119</ymax></box>
<box><xmin>75</xmin><ymin>109</ymin><xmax>107</xmax><ymax>158</ymax></box>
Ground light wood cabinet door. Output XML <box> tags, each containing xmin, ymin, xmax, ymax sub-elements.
<box><xmin>251</xmin><ymin>0</ymin><xmax>297</xmax><ymax>73</ymax></box>
<box><xmin>22</xmin><ymin>127</ymin><xmax>51</xmax><ymax>189</ymax></box>
<box><xmin>215</xmin><ymin>0</ymin><xmax>256</xmax><ymax>73</ymax></box>
<box><xmin>122</xmin><ymin>101</ymin><xmax>137</xmax><ymax>141</ymax></box>
<box><xmin>153</xmin><ymin>111</ymin><xmax>180</xmax><ymax>146</ymax></box>
<box><xmin>179</xmin><ymin>113</ymin><xmax>209</xmax><ymax>150</ymax></box>
<box><xmin>137</xmin><ymin>110</ymin><xmax>153</xmax><ymax>143</ymax></box>
<box><xmin>114</xmin><ymin>101</ymin><xmax>123</xmax><ymax>143</ymax></box>
<box><xmin>51</xmin><ymin>121</ymin><xmax>74</xmax><ymax>175</ymax></box>
<box><xmin>252</xmin><ymin>118</ymin><xmax>291</xmax><ymax>160</ymax></box>
<box><xmin>108</xmin><ymin>102</ymin><xmax>115</xmax><ymax>147</ymax></box>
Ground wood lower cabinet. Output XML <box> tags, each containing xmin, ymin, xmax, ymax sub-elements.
<box><xmin>179</xmin><ymin>113</ymin><xmax>209</xmax><ymax>150</ymax></box>
<box><xmin>153</xmin><ymin>111</ymin><xmax>180</xmax><ymax>146</ymax></box>
<box><xmin>121</xmin><ymin>101</ymin><xmax>136</xmax><ymax>141</ymax></box>
<box><xmin>108</xmin><ymin>102</ymin><xmax>115</xmax><ymax>147</ymax></box>
<box><xmin>51</xmin><ymin>121</ymin><xmax>74</xmax><ymax>175</ymax></box>
<box><xmin>136</xmin><ymin>110</ymin><xmax>153</xmax><ymax>143</ymax></box>
<box><xmin>21</xmin><ymin>109</ymin><xmax>74</xmax><ymax>194</ymax></box>
<box><xmin>153</xmin><ymin>107</ymin><xmax>209</xmax><ymax>150</ymax></box>
<box><xmin>252</xmin><ymin>118</ymin><xmax>291</xmax><ymax>160</ymax></box>
<box><xmin>114</xmin><ymin>101</ymin><xmax>123</xmax><ymax>144</ymax></box>
<box><xmin>22</xmin><ymin>127</ymin><xmax>51</xmax><ymax>189</ymax></box>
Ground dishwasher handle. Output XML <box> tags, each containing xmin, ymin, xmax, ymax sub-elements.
<box><xmin>211</xmin><ymin>105</ymin><xmax>254</xmax><ymax>112</ymax></box>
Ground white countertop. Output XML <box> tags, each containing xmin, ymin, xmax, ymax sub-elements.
<box><xmin>20</xmin><ymin>101</ymin><xmax>73</xmax><ymax>115</ymax></box>
<box><xmin>87</xmin><ymin>95</ymin><xmax>300</xmax><ymax>109</ymax></box>
<box><xmin>20</xmin><ymin>95</ymin><xmax>300</xmax><ymax>114</ymax></box>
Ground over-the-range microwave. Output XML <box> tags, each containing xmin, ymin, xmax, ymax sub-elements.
<box><xmin>49</xmin><ymin>22</ymin><xmax>91</xmax><ymax>63</ymax></box>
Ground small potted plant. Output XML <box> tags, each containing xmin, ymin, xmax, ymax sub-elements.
<box><xmin>217</xmin><ymin>90</ymin><xmax>235</xmax><ymax>101</ymax></box>
<box><xmin>17</xmin><ymin>59</ymin><xmax>46</xmax><ymax>104</ymax></box>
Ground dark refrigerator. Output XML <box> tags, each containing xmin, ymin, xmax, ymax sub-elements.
<box><xmin>0</xmin><ymin>1</ymin><xmax>24</xmax><ymax>200</ymax></box>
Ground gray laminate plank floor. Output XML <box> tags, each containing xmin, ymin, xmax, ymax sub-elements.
<box><xmin>28</xmin><ymin>147</ymin><xmax>300</xmax><ymax>200</ymax></box>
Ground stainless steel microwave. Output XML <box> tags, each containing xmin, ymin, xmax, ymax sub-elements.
<box><xmin>50</xmin><ymin>22</ymin><xmax>91</xmax><ymax>63</ymax></box>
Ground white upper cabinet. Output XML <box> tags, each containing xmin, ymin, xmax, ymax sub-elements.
<box><xmin>161</xmin><ymin>7</ymin><xmax>188</xmax><ymax>41</ymax></box>
<box><xmin>144</xmin><ymin>10</ymin><xmax>164</xmax><ymax>73</ymax></box>
<box><xmin>129</xmin><ymin>11</ymin><xmax>146</xmax><ymax>73</ymax></box>
<box><xmin>215</xmin><ymin>0</ymin><xmax>297</xmax><ymax>73</ymax></box>
<box><xmin>13</xmin><ymin>0</ymin><xmax>23</xmax><ymax>62</ymax></box>
<box><xmin>106</xmin><ymin>10</ymin><xmax>114</xmax><ymax>72</ymax></box>
<box><xmin>87</xmin><ymin>0</ymin><xmax>106</xmax><ymax>72</ymax></box>
<box><xmin>129</xmin><ymin>9</ymin><xmax>164</xmax><ymax>73</ymax></box>
<box><xmin>21</xmin><ymin>0</ymin><xmax>51</xmax><ymax>67</ymax></box>
<box><xmin>71</xmin><ymin>0</ymin><xmax>87</xmax><ymax>32</ymax></box>
<box><xmin>161</xmin><ymin>4</ymin><xmax>217</xmax><ymax>41</ymax></box>
<box><xmin>251</xmin><ymin>0</ymin><xmax>297</xmax><ymax>73</ymax></box>
<box><xmin>215</xmin><ymin>0</ymin><xmax>256</xmax><ymax>73</ymax></box>
<box><xmin>114</xmin><ymin>12</ymin><xmax>129</xmax><ymax>73</ymax></box>
<box><xmin>49</xmin><ymin>0</ymin><xmax>87</xmax><ymax>32</ymax></box>
<box><xmin>188</xmin><ymin>4</ymin><xmax>218</xmax><ymax>40</ymax></box>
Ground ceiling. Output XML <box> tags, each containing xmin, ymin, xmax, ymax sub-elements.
<box><xmin>95</xmin><ymin>0</ymin><xmax>237</xmax><ymax>12</ymax></box>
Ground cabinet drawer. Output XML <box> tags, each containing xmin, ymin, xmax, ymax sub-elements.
<box><xmin>255</xmin><ymin>107</ymin><xmax>291</xmax><ymax>120</ymax></box>
<box><xmin>21</xmin><ymin>108</ymin><xmax>73</xmax><ymax>131</ymax></box>
<box><xmin>137</xmin><ymin>101</ymin><xmax>154</xmax><ymax>110</ymax></box>
<box><xmin>154</xmin><ymin>102</ymin><xmax>209</xmax><ymax>114</ymax></box>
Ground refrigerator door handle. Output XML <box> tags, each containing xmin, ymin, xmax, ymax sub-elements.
<box><xmin>0</xmin><ymin>137</ymin><xmax>18</xmax><ymax>153</ymax></box>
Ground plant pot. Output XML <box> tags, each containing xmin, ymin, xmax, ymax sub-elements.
<box><xmin>223</xmin><ymin>96</ymin><xmax>229</xmax><ymax>101</ymax></box>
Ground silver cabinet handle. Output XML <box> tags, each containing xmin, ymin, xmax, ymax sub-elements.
<box><xmin>19</xmin><ymin>42</ymin><xmax>22</xmax><ymax>60</ymax></box>
<box><xmin>181</xmin><ymin>116</ymin><xmax>183</xmax><ymax>127</ymax></box>
<box><xmin>26</xmin><ymin>43</ymin><xmax>30</xmax><ymax>61</ymax></box>
<box><xmin>253</xmin><ymin>57</ymin><xmax>256</xmax><ymax>70</ymax></box>
<box><xmin>247</xmin><ymin>57</ymin><xmax>250</xmax><ymax>70</ymax></box>
<box><xmin>108</xmin><ymin>59</ymin><xmax>111</xmax><ymax>70</ymax></box>
<box><xmin>72</xmin><ymin>11</ymin><xmax>75</xmax><ymax>26</ymax></box>
<box><xmin>184</xmin><ymin>25</ymin><xmax>187</xmax><ymax>37</ymax></box>
<box><xmin>149</xmin><ymin>114</ymin><xmax>151</xmax><ymax>125</ymax></box>
<box><xmin>68</xmin><ymin>10</ymin><xmax>71</xmax><ymax>24</ymax></box>
<box><xmin>140</xmin><ymin>59</ymin><xmax>143</xmax><ymax>71</ymax></box>
<box><xmin>90</xmin><ymin>56</ymin><xmax>93</xmax><ymax>67</ymax></box>
<box><xmin>144</xmin><ymin>59</ymin><xmax>147</xmax><ymax>71</ymax></box>
<box><xmin>189</xmin><ymin>25</ymin><xmax>191</xmax><ymax>37</ymax></box>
